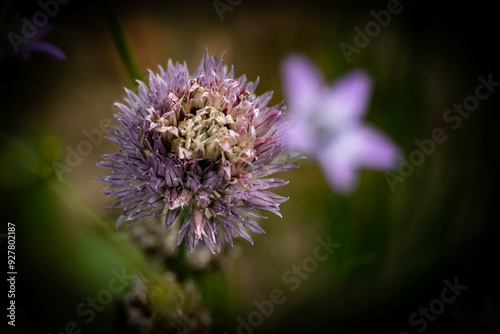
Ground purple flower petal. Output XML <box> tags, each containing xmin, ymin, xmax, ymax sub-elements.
<box><xmin>20</xmin><ymin>41</ymin><xmax>66</xmax><ymax>61</ymax></box>
<box><xmin>322</xmin><ymin>70</ymin><xmax>372</xmax><ymax>127</ymax></box>
<box><xmin>318</xmin><ymin>124</ymin><xmax>399</xmax><ymax>194</ymax></box>
<box><xmin>351</xmin><ymin>125</ymin><xmax>400</xmax><ymax>169</ymax></box>
<box><xmin>284</xmin><ymin>120</ymin><xmax>317</xmax><ymax>153</ymax></box>
<box><xmin>165</xmin><ymin>207</ymin><xmax>180</xmax><ymax>228</ymax></box>
<box><xmin>281</xmin><ymin>53</ymin><xmax>324</xmax><ymax>117</ymax></box>
<box><xmin>318</xmin><ymin>142</ymin><xmax>359</xmax><ymax>194</ymax></box>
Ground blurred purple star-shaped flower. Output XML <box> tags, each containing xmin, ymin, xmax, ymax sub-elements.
<box><xmin>281</xmin><ymin>53</ymin><xmax>399</xmax><ymax>194</ymax></box>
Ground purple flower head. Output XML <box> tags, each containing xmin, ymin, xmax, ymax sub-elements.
<box><xmin>98</xmin><ymin>51</ymin><xmax>298</xmax><ymax>253</ymax></box>
<box><xmin>281</xmin><ymin>53</ymin><xmax>399</xmax><ymax>194</ymax></box>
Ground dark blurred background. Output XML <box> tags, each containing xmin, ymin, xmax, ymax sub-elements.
<box><xmin>1</xmin><ymin>0</ymin><xmax>499</xmax><ymax>333</ymax></box>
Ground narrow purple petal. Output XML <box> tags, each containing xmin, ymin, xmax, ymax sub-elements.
<box><xmin>318</xmin><ymin>146</ymin><xmax>359</xmax><ymax>194</ymax></box>
<box><xmin>22</xmin><ymin>41</ymin><xmax>66</xmax><ymax>61</ymax></box>
<box><xmin>165</xmin><ymin>208</ymin><xmax>180</xmax><ymax>228</ymax></box>
<box><xmin>281</xmin><ymin>53</ymin><xmax>323</xmax><ymax>117</ymax></box>
<box><xmin>352</xmin><ymin>125</ymin><xmax>400</xmax><ymax>169</ymax></box>
<box><xmin>322</xmin><ymin>70</ymin><xmax>372</xmax><ymax>127</ymax></box>
<box><xmin>318</xmin><ymin>124</ymin><xmax>399</xmax><ymax>194</ymax></box>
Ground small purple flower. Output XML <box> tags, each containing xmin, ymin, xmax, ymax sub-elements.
<box><xmin>1</xmin><ymin>1</ymin><xmax>65</xmax><ymax>61</ymax></box>
<box><xmin>17</xmin><ymin>24</ymin><xmax>66</xmax><ymax>61</ymax></box>
<box><xmin>281</xmin><ymin>53</ymin><xmax>399</xmax><ymax>194</ymax></box>
<box><xmin>98</xmin><ymin>52</ymin><xmax>298</xmax><ymax>253</ymax></box>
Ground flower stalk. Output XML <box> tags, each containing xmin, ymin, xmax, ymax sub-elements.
<box><xmin>101</xmin><ymin>0</ymin><xmax>141</xmax><ymax>82</ymax></box>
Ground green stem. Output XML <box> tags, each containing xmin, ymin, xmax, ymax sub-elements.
<box><xmin>50</xmin><ymin>180</ymin><xmax>157</xmax><ymax>280</ymax></box>
<box><xmin>101</xmin><ymin>0</ymin><xmax>142</xmax><ymax>83</ymax></box>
